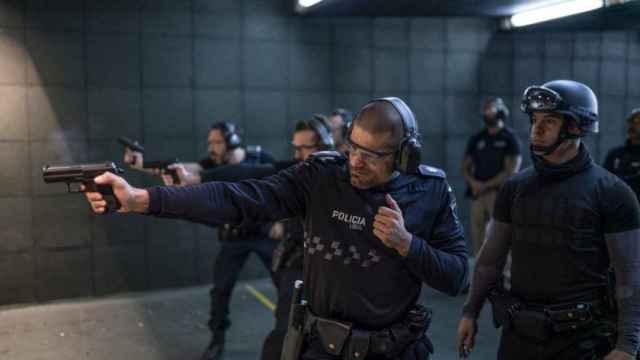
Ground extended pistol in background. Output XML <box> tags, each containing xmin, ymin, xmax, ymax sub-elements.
<box><xmin>117</xmin><ymin>137</ymin><xmax>145</xmax><ymax>165</ymax></box>
<box><xmin>117</xmin><ymin>137</ymin><xmax>181</xmax><ymax>185</ymax></box>
<box><xmin>142</xmin><ymin>159</ymin><xmax>181</xmax><ymax>184</ymax></box>
<box><xmin>42</xmin><ymin>161</ymin><xmax>123</xmax><ymax>213</ymax></box>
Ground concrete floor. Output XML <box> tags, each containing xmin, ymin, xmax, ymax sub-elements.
<box><xmin>0</xmin><ymin>278</ymin><xmax>500</xmax><ymax>360</ymax></box>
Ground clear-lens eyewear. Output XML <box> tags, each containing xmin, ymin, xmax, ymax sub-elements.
<box><xmin>345</xmin><ymin>138</ymin><xmax>394</xmax><ymax>163</ymax></box>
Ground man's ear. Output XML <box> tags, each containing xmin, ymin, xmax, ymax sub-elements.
<box><xmin>566</xmin><ymin>117</ymin><xmax>583</xmax><ymax>137</ymax></box>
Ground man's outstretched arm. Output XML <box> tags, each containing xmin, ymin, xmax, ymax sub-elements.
<box><xmin>84</xmin><ymin>160</ymin><xmax>321</xmax><ymax>228</ymax></box>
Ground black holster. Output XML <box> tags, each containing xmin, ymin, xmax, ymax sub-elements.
<box><xmin>281</xmin><ymin>280</ymin><xmax>306</xmax><ymax>360</ymax></box>
<box><xmin>488</xmin><ymin>288</ymin><xmax>522</xmax><ymax>329</ymax></box>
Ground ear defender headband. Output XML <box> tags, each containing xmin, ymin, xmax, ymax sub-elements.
<box><xmin>351</xmin><ymin>97</ymin><xmax>422</xmax><ymax>173</ymax></box>
<box><xmin>332</xmin><ymin>108</ymin><xmax>353</xmax><ymax>136</ymax></box>
<box><xmin>212</xmin><ymin>122</ymin><xmax>242</xmax><ymax>149</ymax></box>
<box><xmin>310</xmin><ymin>114</ymin><xmax>335</xmax><ymax>150</ymax></box>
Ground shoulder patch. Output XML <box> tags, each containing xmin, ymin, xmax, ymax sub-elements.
<box><xmin>417</xmin><ymin>165</ymin><xmax>446</xmax><ymax>179</ymax></box>
<box><xmin>308</xmin><ymin>151</ymin><xmax>346</xmax><ymax>164</ymax></box>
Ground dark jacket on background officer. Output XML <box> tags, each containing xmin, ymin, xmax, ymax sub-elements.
<box><xmin>604</xmin><ymin>109</ymin><xmax>640</xmax><ymax>199</ymax></box>
<box><xmin>461</xmin><ymin>97</ymin><xmax>522</xmax><ymax>255</ymax></box>
<box><xmin>196</xmin><ymin>122</ymin><xmax>276</xmax><ymax>360</ymax></box>
<box><xmin>458</xmin><ymin>80</ymin><xmax>640</xmax><ymax>360</ymax></box>
<box><xmin>196</xmin><ymin>115</ymin><xmax>338</xmax><ymax>360</ymax></box>
<box><xmin>83</xmin><ymin>97</ymin><xmax>469</xmax><ymax>360</ymax></box>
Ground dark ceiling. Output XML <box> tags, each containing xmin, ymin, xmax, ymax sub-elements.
<box><xmin>294</xmin><ymin>0</ymin><xmax>640</xmax><ymax>31</ymax></box>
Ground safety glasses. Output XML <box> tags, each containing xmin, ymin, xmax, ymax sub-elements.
<box><xmin>345</xmin><ymin>138</ymin><xmax>394</xmax><ymax>163</ymax></box>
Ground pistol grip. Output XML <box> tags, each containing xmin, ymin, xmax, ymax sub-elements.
<box><xmin>98</xmin><ymin>185</ymin><xmax>121</xmax><ymax>213</ymax></box>
<box><xmin>167</xmin><ymin>169</ymin><xmax>180</xmax><ymax>185</ymax></box>
<box><xmin>86</xmin><ymin>182</ymin><xmax>121</xmax><ymax>214</ymax></box>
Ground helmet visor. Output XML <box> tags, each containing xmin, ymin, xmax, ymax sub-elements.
<box><xmin>521</xmin><ymin>86</ymin><xmax>563</xmax><ymax>113</ymax></box>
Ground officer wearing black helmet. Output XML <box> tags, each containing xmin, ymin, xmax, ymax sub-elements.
<box><xmin>457</xmin><ymin>80</ymin><xmax>640</xmax><ymax>360</ymax></box>
<box><xmin>461</xmin><ymin>97</ymin><xmax>522</xmax><ymax>255</ymax></box>
<box><xmin>83</xmin><ymin>97</ymin><xmax>469</xmax><ymax>360</ymax></box>
<box><xmin>604</xmin><ymin>109</ymin><xmax>640</xmax><ymax>199</ymax></box>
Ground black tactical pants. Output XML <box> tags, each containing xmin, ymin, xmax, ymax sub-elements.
<box><xmin>208</xmin><ymin>237</ymin><xmax>276</xmax><ymax>339</ymax></box>
<box><xmin>261</xmin><ymin>267</ymin><xmax>303</xmax><ymax>360</ymax></box>
<box><xmin>497</xmin><ymin>321</ymin><xmax>615</xmax><ymax>360</ymax></box>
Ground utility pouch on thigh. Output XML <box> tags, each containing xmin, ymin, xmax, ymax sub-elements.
<box><xmin>316</xmin><ymin>318</ymin><xmax>352</xmax><ymax>356</ymax></box>
<box><xmin>511</xmin><ymin>310</ymin><xmax>550</xmax><ymax>342</ymax></box>
<box><xmin>345</xmin><ymin>329</ymin><xmax>370</xmax><ymax>360</ymax></box>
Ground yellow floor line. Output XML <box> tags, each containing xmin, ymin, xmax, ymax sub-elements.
<box><xmin>245</xmin><ymin>284</ymin><xmax>276</xmax><ymax>312</ymax></box>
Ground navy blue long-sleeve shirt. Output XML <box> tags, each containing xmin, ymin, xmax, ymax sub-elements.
<box><xmin>146</xmin><ymin>152</ymin><xmax>469</xmax><ymax>329</ymax></box>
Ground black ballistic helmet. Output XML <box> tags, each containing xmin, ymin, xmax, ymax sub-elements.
<box><xmin>627</xmin><ymin>108</ymin><xmax>640</xmax><ymax>125</ymax></box>
<box><xmin>521</xmin><ymin>79</ymin><xmax>599</xmax><ymax>134</ymax></box>
<box><xmin>521</xmin><ymin>80</ymin><xmax>598</xmax><ymax>156</ymax></box>
<box><xmin>484</xmin><ymin>97</ymin><xmax>510</xmax><ymax>121</ymax></box>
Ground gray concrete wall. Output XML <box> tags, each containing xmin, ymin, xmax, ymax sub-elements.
<box><xmin>1</xmin><ymin>0</ymin><xmax>636</xmax><ymax>305</ymax></box>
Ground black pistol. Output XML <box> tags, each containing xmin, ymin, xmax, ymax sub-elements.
<box><xmin>142</xmin><ymin>159</ymin><xmax>181</xmax><ymax>184</ymax></box>
<box><xmin>117</xmin><ymin>137</ymin><xmax>145</xmax><ymax>165</ymax></box>
<box><xmin>42</xmin><ymin>161</ymin><xmax>123</xmax><ymax>213</ymax></box>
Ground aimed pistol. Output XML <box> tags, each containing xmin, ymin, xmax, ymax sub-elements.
<box><xmin>42</xmin><ymin>161</ymin><xmax>123</xmax><ymax>213</ymax></box>
<box><xmin>143</xmin><ymin>159</ymin><xmax>181</xmax><ymax>184</ymax></box>
<box><xmin>117</xmin><ymin>137</ymin><xmax>145</xmax><ymax>165</ymax></box>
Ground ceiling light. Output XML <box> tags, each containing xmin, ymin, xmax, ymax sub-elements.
<box><xmin>508</xmin><ymin>0</ymin><xmax>604</xmax><ymax>28</ymax></box>
<box><xmin>298</xmin><ymin>0</ymin><xmax>324</xmax><ymax>8</ymax></box>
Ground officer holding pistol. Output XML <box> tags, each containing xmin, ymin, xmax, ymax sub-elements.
<box><xmin>458</xmin><ymin>80</ymin><xmax>640</xmax><ymax>360</ymax></box>
<box><xmin>604</xmin><ymin>109</ymin><xmax>640</xmax><ymax>200</ymax></box>
<box><xmin>129</xmin><ymin>121</ymin><xmax>275</xmax><ymax>360</ymax></box>
<box><xmin>262</xmin><ymin>115</ymin><xmax>335</xmax><ymax>360</ymax></box>
<box><xmin>83</xmin><ymin>97</ymin><xmax>469</xmax><ymax>360</ymax></box>
<box><xmin>165</xmin><ymin>115</ymin><xmax>335</xmax><ymax>360</ymax></box>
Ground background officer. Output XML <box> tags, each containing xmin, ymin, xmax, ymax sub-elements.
<box><xmin>328</xmin><ymin>108</ymin><xmax>353</xmax><ymax>154</ymax></box>
<box><xmin>262</xmin><ymin>115</ymin><xmax>335</xmax><ymax>360</ymax></box>
<box><xmin>461</xmin><ymin>97</ymin><xmax>522</xmax><ymax>255</ymax></box>
<box><xmin>148</xmin><ymin>121</ymin><xmax>275</xmax><ymax>360</ymax></box>
<box><xmin>161</xmin><ymin>115</ymin><xmax>335</xmax><ymax>360</ymax></box>
<box><xmin>604</xmin><ymin>108</ymin><xmax>640</xmax><ymax>199</ymax></box>
<box><xmin>458</xmin><ymin>80</ymin><xmax>640</xmax><ymax>360</ymax></box>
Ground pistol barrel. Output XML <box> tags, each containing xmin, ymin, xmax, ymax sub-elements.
<box><xmin>42</xmin><ymin>162</ymin><xmax>122</xmax><ymax>183</ymax></box>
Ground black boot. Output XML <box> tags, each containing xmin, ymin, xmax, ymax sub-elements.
<box><xmin>200</xmin><ymin>332</ymin><xmax>225</xmax><ymax>360</ymax></box>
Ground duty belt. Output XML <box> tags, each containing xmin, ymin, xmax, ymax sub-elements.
<box><xmin>303</xmin><ymin>305</ymin><xmax>432</xmax><ymax>360</ymax></box>
<box><xmin>489</xmin><ymin>289</ymin><xmax>607</xmax><ymax>342</ymax></box>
